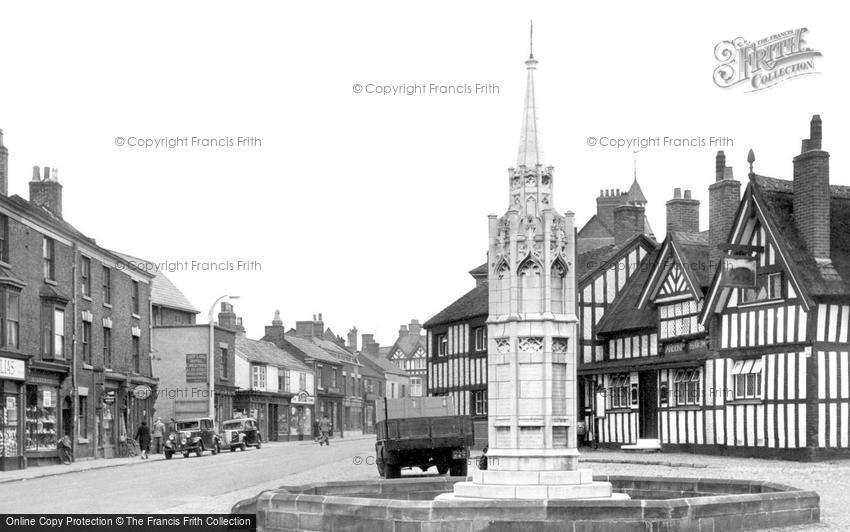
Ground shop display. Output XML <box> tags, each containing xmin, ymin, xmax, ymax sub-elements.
<box><xmin>1</xmin><ymin>394</ymin><xmax>19</xmax><ymax>457</ymax></box>
<box><xmin>25</xmin><ymin>386</ymin><xmax>57</xmax><ymax>452</ymax></box>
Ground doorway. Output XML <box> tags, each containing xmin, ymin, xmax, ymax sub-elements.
<box><xmin>268</xmin><ymin>404</ymin><xmax>278</xmax><ymax>442</ymax></box>
<box><xmin>638</xmin><ymin>371</ymin><xmax>658</xmax><ymax>439</ymax></box>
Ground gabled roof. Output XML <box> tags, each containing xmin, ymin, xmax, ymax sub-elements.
<box><xmin>359</xmin><ymin>351</ymin><xmax>407</xmax><ymax>377</ymax></box>
<box><xmin>597</xmin><ymin>246</ymin><xmax>662</xmax><ymax>335</ymax></box>
<box><xmin>236</xmin><ymin>336</ymin><xmax>309</xmax><ymax>371</ymax></box>
<box><xmin>670</xmin><ymin>231</ymin><xmax>711</xmax><ymax>288</ymax></box>
<box><xmin>423</xmin><ymin>282</ymin><xmax>488</xmax><ymax>328</ymax></box>
<box><xmin>112</xmin><ymin>251</ymin><xmax>199</xmax><ymax>314</ymax></box>
<box><xmin>388</xmin><ymin>334</ymin><xmax>426</xmax><ymax>360</ymax></box>
<box><xmin>283</xmin><ymin>334</ymin><xmax>342</xmax><ymax>365</ymax></box>
<box><xmin>637</xmin><ymin>231</ymin><xmax>709</xmax><ymax>309</ymax></box>
<box><xmin>576</xmin><ymin>233</ymin><xmax>657</xmax><ymax>285</ymax></box>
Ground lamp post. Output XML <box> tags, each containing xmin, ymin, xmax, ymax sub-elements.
<box><xmin>208</xmin><ymin>295</ymin><xmax>239</xmax><ymax>421</ymax></box>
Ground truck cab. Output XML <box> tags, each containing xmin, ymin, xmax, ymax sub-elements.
<box><xmin>375</xmin><ymin>396</ymin><xmax>473</xmax><ymax>479</ymax></box>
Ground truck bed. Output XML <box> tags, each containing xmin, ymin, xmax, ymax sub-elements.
<box><xmin>376</xmin><ymin>415</ymin><xmax>473</xmax><ymax>451</ymax></box>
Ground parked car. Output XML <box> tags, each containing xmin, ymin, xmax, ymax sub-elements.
<box><xmin>220</xmin><ymin>418</ymin><xmax>262</xmax><ymax>452</ymax></box>
<box><xmin>375</xmin><ymin>396</ymin><xmax>473</xmax><ymax>478</ymax></box>
<box><xmin>164</xmin><ymin>417</ymin><xmax>221</xmax><ymax>459</ymax></box>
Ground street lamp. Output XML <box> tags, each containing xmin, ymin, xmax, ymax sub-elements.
<box><xmin>209</xmin><ymin>295</ymin><xmax>240</xmax><ymax>420</ymax></box>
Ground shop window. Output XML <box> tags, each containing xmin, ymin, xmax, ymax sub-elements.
<box><xmin>732</xmin><ymin>358</ymin><xmax>763</xmax><ymax>399</ymax></box>
<box><xmin>0</xmin><ymin>392</ymin><xmax>19</xmax><ymax>459</ymax></box>
<box><xmin>674</xmin><ymin>369</ymin><xmax>701</xmax><ymax>406</ymax></box>
<box><xmin>1</xmin><ymin>288</ymin><xmax>20</xmax><ymax>349</ymax></box>
<box><xmin>25</xmin><ymin>385</ymin><xmax>57</xmax><ymax>452</ymax></box>
<box><xmin>81</xmin><ymin>256</ymin><xmax>91</xmax><ymax>297</ymax></box>
<box><xmin>608</xmin><ymin>374</ymin><xmax>631</xmax><ymax>409</ymax></box>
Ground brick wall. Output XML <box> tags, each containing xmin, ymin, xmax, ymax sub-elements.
<box><xmin>613</xmin><ymin>204</ymin><xmax>644</xmax><ymax>245</ymax></box>
<box><xmin>793</xmin><ymin>116</ymin><xmax>830</xmax><ymax>260</ymax></box>
<box><xmin>666</xmin><ymin>189</ymin><xmax>700</xmax><ymax>233</ymax></box>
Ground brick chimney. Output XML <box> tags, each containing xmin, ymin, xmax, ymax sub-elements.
<box><xmin>263</xmin><ymin>310</ymin><xmax>286</xmax><ymax>342</ymax></box>
<box><xmin>347</xmin><ymin>327</ymin><xmax>358</xmax><ymax>351</ymax></box>
<box><xmin>613</xmin><ymin>204</ymin><xmax>645</xmax><ymax>245</ymax></box>
<box><xmin>709</xmin><ymin>150</ymin><xmax>741</xmax><ymax>275</ymax></box>
<box><xmin>218</xmin><ymin>302</ymin><xmax>238</xmax><ymax>330</ymax></box>
<box><xmin>364</xmin><ymin>339</ymin><xmax>380</xmax><ymax>356</ymax></box>
<box><xmin>408</xmin><ymin>319</ymin><xmax>422</xmax><ymax>336</ymax></box>
<box><xmin>30</xmin><ymin>165</ymin><xmax>63</xmax><ymax>218</ymax></box>
<box><xmin>793</xmin><ymin>115</ymin><xmax>830</xmax><ymax>261</ymax></box>
<box><xmin>398</xmin><ymin>324</ymin><xmax>409</xmax><ymax>338</ymax></box>
<box><xmin>0</xmin><ymin>130</ymin><xmax>8</xmax><ymax>196</ymax></box>
<box><xmin>666</xmin><ymin>188</ymin><xmax>700</xmax><ymax>233</ymax></box>
<box><xmin>596</xmin><ymin>188</ymin><xmax>628</xmax><ymax>230</ymax></box>
<box><xmin>295</xmin><ymin>313</ymin><xmax>324</xmax><ymax>338</ymax></box>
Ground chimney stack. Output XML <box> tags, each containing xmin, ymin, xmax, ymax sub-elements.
<box><xmin>596</xmin><ymin>188</ymin><xmax>628</xmax><ymax>231</ymax></box>
<box><xmin>263</xmin><ymin>310</ymin><xmax>286</xmax><ymax>342</ymax></box>
<box><xmin>398</xmin><ymin>324</ymin><xmax>409</xmax><ymax>338</ymax></box>
<box><xmin>708</xmin><ymin>150</ymin><xmax>741</xmax><ymax>274</ymax></box>
<box><xmin>409</xmin><ymin>319</ymin><xmax>422</xmax><ymax>336</ymax></box>
<box><xmin>0</xmin><ymin>129</ymin><xmax>8</xmax><ymax>196</ymax></box>
<box><xmin>793</xmin><ymin>115</ymin><xmax>830</xmax><ymax>261</ymax></box>
<box><xmin>218</xmin><ymin>302</ymin><xmax>238</xmax><ymax>330</ymax></box>
<box><xmin>666</xmin><ymin>187</ymin><xmax>700</xmax><ymax>233</ymax></box>
<box><xmin>613</xmin><ymin>204</ymin><xmax>645</xmax><ymax>245</ymax></box>
<box><xmin>29</xmin><ymin>165</ymin><xmax>63</xmax><ymax>218</ymax></box>
<box><xmin>347</xmin><ymin>327</ymin><xmax>358</xmax><ymax>351</ymax></box>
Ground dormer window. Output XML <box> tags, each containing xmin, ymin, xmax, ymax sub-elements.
<box><xmin>741</xmin><ymin>272</ymin><xmax>783</xmax><ymax>304</ymax></box>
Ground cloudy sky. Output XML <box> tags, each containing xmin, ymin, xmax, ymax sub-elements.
<box><xmin>0</xmin><ymin>1</ymin><xmax>845</xmax><ymax>345</ymax></box>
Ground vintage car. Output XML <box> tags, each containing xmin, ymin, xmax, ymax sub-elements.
<box><xmin>220</xmin><ymin>418</ymin><xmax>262</xmax><ymax>452</ymax></box>
<box><xmin>163</xmin><ymin>417</ymin><xmax>221</xmax><ymax>459</ymax></box>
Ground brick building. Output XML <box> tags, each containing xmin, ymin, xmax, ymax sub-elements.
<box><xmin>0</xmin><ymin>131</ymin><xmax>157</xmax><ymax>469</ymax></box>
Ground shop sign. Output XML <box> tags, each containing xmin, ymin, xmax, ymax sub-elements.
<box><xmin>103</xmin><ymin>390</ymin><xmax>116</xmax><ymax>404</ymax></box>
<box><xmin>133</xmin><ymin>384</ymin><xmax>152</xmax><ymax>400</ymax></box>
<box><xmin>292</xmin><ymin>391</ymin><xmax>314</xmax><ymax>405</ymax></box>
<box><xmin>186</xmin><ymin>353</ymin><xmax>208</xmax><ymax>383</ymax></box>
<box><xmin>0</xmin><ymin>356</ymin><xmax>25</xmax><ymax>381</ymax></box>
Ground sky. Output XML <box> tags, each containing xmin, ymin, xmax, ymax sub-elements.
<box><xmin>0</xmin><ymin>1</ymin><xmax>845</xmax><ymax>345</ymax></box>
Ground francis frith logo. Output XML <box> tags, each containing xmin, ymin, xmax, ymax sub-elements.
<box><xmin>713</xmin><ymin>28</ymin><xmax>822</xmax><ymax>92</ymax></box>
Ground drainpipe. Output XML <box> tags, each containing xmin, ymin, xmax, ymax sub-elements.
<box><xmin>71</xmin><ymin>243</ymin><xmax>78</xmax><ymax>461</ymax></box>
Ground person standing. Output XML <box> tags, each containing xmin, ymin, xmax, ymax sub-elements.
<box><xmin>59</xmin><ymin>434</ymin><xmax>73</xmax><ymax>465</ymax></box>
<box><xmin>152</xmin><ymin>417</ymin><xmax>165</xmax><ymax>454</ymax></box>
<box><xmin>135</xmin><ymin>420</ymin><xmax>151</xmax><ymax>460</ymax></box>
<box><xmin>317</xmin><ymin>415</ymin><xmax>332</xmax><ymax>446</ymax></box>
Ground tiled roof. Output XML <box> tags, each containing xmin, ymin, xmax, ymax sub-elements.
<box><xmin>112</xmin><ymin>251</ymin><xmax>200</xmax><ymax>314</ymax></box>
<box><xmin>628</xmin><ymin>178</ymin><xmax>648</xmax><ymax>204</ymax></box>
<box><xmin>670</xmin><ymin>231</ymin><xmax>711</xmax><ymax>288</ymax></box>
<box><xmin>596</xmin><ymin>246</ymin><xmax>661</xmax><ymax>334</ymax></box>
<box><xmin>359</xmin><ymin>351</ymin><xmax>406</xmax><ymax>376</ymax></box>
<box><xmin>283</xmin><ymin>334</ymin><xmax>341</xmax><ymax>364</ymax></box>
<box><xmin>236</xmin><ymin>336</ymin><xmax>309</xmax><ymax>371</ymax></box>
<box><xmin>752</xmin><ymin>174</ymin><xmax>850</xmax><ymax>297</ymax></box>
<box><xmin>390</xmin><ymin>334</ymin><xmax>426</xmax><ymax>359</ymax></box>
<box><xmin>423</xmin><ymin>282</ymin><xmax>488</xmax><ymax>328</ymax></box>
<box><xmin>576</xmin><ymin>233</ymin><xmax>656</xmax><ymax>284</ymax></box>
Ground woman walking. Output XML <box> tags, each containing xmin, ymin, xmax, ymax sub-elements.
<box><xmin>135</xmin><ymin>420</ymin><xmax>151</xmax><ymax>460</ymax></box>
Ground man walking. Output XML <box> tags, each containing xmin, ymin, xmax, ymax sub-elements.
<box><xmin>152</xmin><ymin>417</ymin><xmax>165</xmax><ymax>454</ymax></box>
<box><xmin>135</xmin><ymin>420</ymin><xmax>151</xmax><ymax>460</ymax></box>
<box><xmin>317</xmin><ymin>415</ymin><xmax>332</xmax><ymax>446</ymax></box>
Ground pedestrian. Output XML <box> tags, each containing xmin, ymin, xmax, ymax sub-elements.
<box><xmin>135</xmin><ymin>420</ymin><xmax>151</xmax><ymax>460</ymax></box>
<box><xmin>152</xmin><ymin>417</ymin><xmax>165</xmax><ymax>454</ymax></box>
<box><xmin>59</xmin><ymin>434</ymin><xmax>73</xmax><ymax>465</ymax></box>
<box><xmin>317</xmin><ymin>415</ymin><xmax>332</xmax><ymax>446</ymax></box>
<box><xmin>477</xmin><ymin>446</ymin><xmax>488</xmax><ymax>471</ymax></box>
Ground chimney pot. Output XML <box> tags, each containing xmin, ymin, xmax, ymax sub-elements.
<box><xmin>32</xmin><ymin>166</ymin><xmax>40</xmax><ymax>181</ymax></box>
<box><xmin>673</xmin><ymin>187</ymin><xmax>681</xmax><ymax>199</ymax></box>
<box><xmin>716</xmin><ymin>151</ymin><xmax>726</xmax><ymax>181</ymax></box>
<box><xmin>684</xmin><ymin>189</ymin><xmax>692</xmax><ymax>199</ymax></box>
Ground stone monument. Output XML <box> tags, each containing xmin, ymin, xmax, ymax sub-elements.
<box><xmin>450</xmin><ymin>28</ymin><xmax>618</xmax><ymax>500</ymax></box>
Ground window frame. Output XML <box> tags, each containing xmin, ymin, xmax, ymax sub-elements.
<box><xmin>102</xmin><ymin>266</ymin><xmax>112</xmax><ymax>305</ymax></box>
<box><xmin>473</xmin><ymin>327</ymin><xmax>487</xmax><ymax>352</ymax></box>
<box><xmin>673</xmin><ymin>368</ymin><xmax>702</xmax><ymax>406</ymax></box>
<box><xmin>43</xmin><ymin>237</ymin><xmax>55</xmax><ymax>281</ymax></box>
<box><xmin>132</xmin><ymin>336</ymin><xmax>140</xmax><ymax>373</ymax></box>
<box><xmin>0</xmin><ymin>214</ymin><xmax>8</xmax><ymax>263</ymax></box>
<box><xmin>131</xmin><ymin>280</ymin><xmax>140</xmax><ymax>315</ymax></box>
<box><xmin>80</xmin><ymin>256</ymin><xmax>91</xmax><ymax>297</ymax></box>
<box><xmin>81</xmin><ymin>321</ymin><xmax>92</xmax><ymax>365</ymax></box>
<box><xmin>102</xmin><ymin>327</ymin><xmax>112</xmax><ymax>368</ymax></box>
<box><xmin>1</xmin><ymin>288</ymin><xmax>21</xmax><ymax>349</ymax></box>
<box><xmin>437</xmin><ymin>334</ymin><xmax>448</xmax><ymax>356</ymax></box>
<box><xmin>252</xmin><ymin>365</ymin><xmax>267</xmax><ymax>390</ymax></box>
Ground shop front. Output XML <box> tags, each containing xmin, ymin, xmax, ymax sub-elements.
<box><xmin>317</xmin><ymin>393</ymin><xmax>343</xmax><ymax>438</ymax></box>
<box><xmin>0</xmin><ymin>354</ymin><xmax>26</xmax><ymax>471</ymax></box>
<box><xmin>233</xmin><ymin>390</ymin><xmax>290</xmax><ymax>442</ymax></box>
<box><xmin>25</xmin><ymin>365</ymin><xmax>68</xmax><ymax>467</ymax></box>
<box><xmin>289</xmin><ymin>391</ymin><xmax>314</xmax><ymax>441</ymax></box>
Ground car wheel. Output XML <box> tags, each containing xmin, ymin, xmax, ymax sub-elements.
<box><xmin>195</xmin><ymin>446</ymin><xmax>204</xmax><ymax>457</ymax></box>
<box><xmin>164</xmin><ymin>451</ymin><xmax>173</xmax><ymax>460</ymax></box>
<box><xmin>449</xmin><ymin>459</ymin><xmax>468</xmax><ymax>477</ymax></box>
<box><xmin>436</xmin><ymin>465</ymin><xmax>449</xmax><ymax>475</ymax></box>
<box><xmin>256</xmin><ymin>438</ymin><xmax>261</xmax><ymax>449</ymax></box>
<box><xmin>240</xmin><ymin>442</ymin><xmax>247</xmax><ymax>452</ymax></box>
<box><xmin>182</xmin><ymin>451</ymin><xmax>190</xmax><ymax>458</ymax></box>
<box><xmin>230</xmin><ymin>446</ymin><xmax>237</xmax><ymax>452</ymax></box>
<box><xmin>385</xmin><ymin>464</ymin><xmax>402</xmax><ymax>479</ymax></box>
<box><xmin>215</xmin><ymin>441</ymin><xmax>220</xmax><ymax>454</ymax></box>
